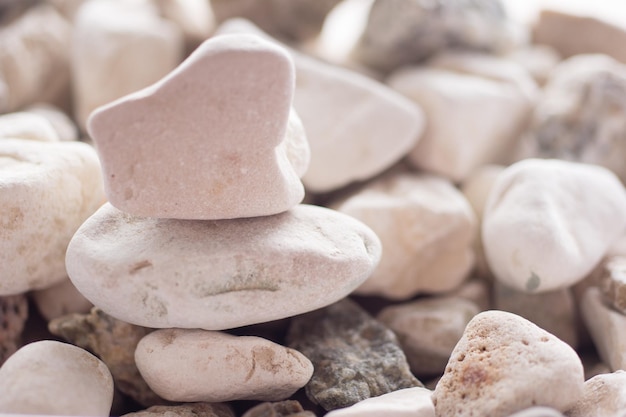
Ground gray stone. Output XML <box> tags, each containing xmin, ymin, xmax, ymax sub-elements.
<box><xmin>0</xmin><ymin>294</ymin><xmax>28</xmax><ymax>365</ymax></box>
<box><xmin>48</xmin><ymin>307</ymin><xmax>164</xmax><ymax>407</ymax></box>
<box><xmin>242</xmin><ymin>400</ymin><xmax>316</xmax><ymax>417</ymax></box>
<box><xmin>122</xmin><ymin>403</ymin><xmax>235</xmax><ymax>417</ymax></box>
<box><xmin>287</xmin><ymin>298</ymin><xmax>422</xmax><ymax>411</ymax></box>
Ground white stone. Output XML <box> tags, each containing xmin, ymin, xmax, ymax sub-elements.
<box><xmin>581</xmin><ymin>287</ymin><xmax>626</xmax><ymax>372</ymax></box>
<box><xmin>88</xmin><ymin>34</ymin><xmax>308</xmax><ymax>220</ymax></box>
<box><xmin>217</xmin><ymin>19</ymin><xmax>424</xmax><ymax>193</ymax></box>
<box><xmin>72</xmin><ymin>0</ymin><xmax>183</xmax><ymax>130</ymax></box>
<box><xmin>482</xmin><ymin>158</ymin><xmax>626</xmax><ymax>293</ymax></box>
<box><xmin>26</xmin><ymin>103</ymin><xmax>79</xmax><ymax>141</ymax></box>
<box><xmin>331</xmin><ymin>171</ymin><xmax>475</xmax><ymax>299</ymax></box>
<box><xmin>0</xmin><ymin>139</ymin><xmax>105</xmax><ymax>296</ymax></box>
<box><xmin>0</xmin><ymin>112</ymin><xmax>59</xmax><ymax>142</ymax></box>
<box><xmin>325</xmin><ymin>387</ymin><xmax>435</xmax><ymax>417</ymax></box>
<box><xmin>432</xmin><ymin>311</ymin><xmax>584</xmax><ymax>417</ymax></box>
<box><xmin>505</xmin><ymin>407</ymin><xmax>565</xmax><ymax>417</ymax></box>
<box><xmin>31</xmin><ymin>278</ymin><xmax>93</xmax><ymax>321</ymax></box>
<box><xmin>152</xmin><ymin>0</ymin><xmax>215</xmax><ymax>52</ymax></box>
<box><xmin>505</xmin><ymin>44</ymin><xmax>561</xmax><ymax>86</ymax></box>
<box><xmin>567</xmin><ymin>371</ymin><xmax>626</xmax><ymax>417</ymax></box>
<box><xmin>66</xmin><ymin>203</ymin><xmax>381</xmax><ymax>330</ymax></box>
<box><xmin>135</xmin><ymin>329</ymin><xmax>313</xmax><ymax>402</ymax></box>
<box><xmin>0</xmin><ymin>340</ymin><xmax>113</xmax><ymax>415</ymax></box>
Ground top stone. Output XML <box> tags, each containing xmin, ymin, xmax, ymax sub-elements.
<box><xmin>88</xmin><ymin>34</ymin><xmax>309</xmax><ymax>220</ymax></box>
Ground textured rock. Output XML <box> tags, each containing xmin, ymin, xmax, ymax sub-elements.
<box><xmin>567</xmin><ymin>371</ymin><xmax>626</xmax><ymax>417</ymax></box>
<box><xmin>377</xmin><ymin>296</ymin><xmax>480</xmax><ymax>377</ymax></box>
<box><xmin>0</xmin><ymin>340</ymin><xmax>114</xmax><ymax>415</ymax></box>
<box><xmin>602</xmin><ymin>256</ymin><xmax>626</xmax><ymax>314</ymax></box>
<box><xmin>325</xmin><ymin>387</ymin><xmax>435</xmax><ymax>417</ymax></box>
<box><xmin>241</xmin><ymin>400</ymin><xmax>315</xmax><ymax>417</ymax></box>
<box><xmin>89</xmin><ymin>33</ymin><xmax>308</xmax><ymax>220</ymax></box>
<box><xmin>493</xmin><ymin>282</ymin><xmax>578</xmax><ymax>348</ymax></box>
<box><xmin>581</xmin><ymin>287</ymin><xmax>626</xmax><ymax>372</ymax></box>
<box><xmin>0</xmin><ymin>139</ymin><xmax>105</xmax><ymax>295</ymax></box>
<box><xmin>0</xmin><ymin>294</ymin><xmax>28</xmax><ymax>365</ymax></box>
<box><xmin>26</xmin><ymin>103</ymin><xmax>78</xmax><ymax>141</ymax></box>
<box><xmin>72</xmin><ymin>0</ymin><xmax>183</xmax><ymax>130</ymax></box>
<box><xmin>67</xmin><ymin>203</ymin><xmax>380</xmax><ymax>330</ymax></box>
<box><xmin>287</xmin><ymin>298</ymin><xmax>422</xmax><ymax>411</ymax></box>
<box><xmin>48</xmin><ymin>308</ymin><xmax>162</xmax><ymax>407</ymax></box>
<box><xmin>217</xmin><ymin>19</ymin><xmax>423</xmax><ymax>193</ymax></box>
<box><xmin>482</xmin><ymin>158</ymin><xmax>626</xmax><ymax>293</ymax></box>
<box><xmin>353</xmin><ymin>0</ymin><xmax>516</xmax><ymax>74</ymax></box>
<box><xmin>0</xmin><ymin>112</ymin><xmax>59</xmax><ymax>141</ymax></box>
<box><xmin>432</xmin><ymin>311</ymin><xmax>584</xmax><ymax>417</ymax></box>
<box><xmin>521</xmin><ymin>54</ymin><xmax>626</xmax><ymax>182</ymax></box>
<box><xmin>136</xmin><ymin>329</ymin><xmax>313</xmax><ymax>402</ymax></box>
<box><xmin>122</xmin><ymin>402</ymin><xmax>235</xmax><ymax>417</ymax></box>
<box><xmin>332</xmin><ymin>171</ymin><xmax>475</xmax><ymax>299</ymax></box>
<box><xmin>31</xmin><ymin>278</ymin><xmax>92</xmax><ymax>321</ymax></box>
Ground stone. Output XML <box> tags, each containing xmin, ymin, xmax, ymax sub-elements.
<box><xmin>217</xmin><ymin>19</ymin><xmax>424</xmax><ymax>193</ymax></box>
<box><xmin>0</xmin><ymin>112</ymin><xmax>60</xmax><ymax>142</ymax></box>
<box><xmin>48</xmin><ymin>307</ymin><xmax>163</xmax><ymax>407</ymax></box>
<box><xmin>482</xmin><ymin>158</ymin><xmax>626</xmax><ymax>293</ymax></box>
<box><xmin>122</xmin><ymin>403</ymin><xmax>235</xmax><ymax>417</ymax></box>
<box><xmin>136</xmin><ymin>328</ymin><xmax>313</xmax><ymax>402</ymax></box>
<box><xmin>377</xmin><ymin>296</ymin><xmax>480</xmax><ymax>377</ymax></box>
<box><xmin>0</xmin><ymin>340</ymin><xmax>114</xmax><ymax>415</ymax></box>
<box><xmin>72</xmin><ymin>0</ymin><xmax>183</xmax><ymax>130</ymax></box>
<box><xmin>566</xmin><ymin>371</ymin><xmax>626</xmax><ymax>417</ymax></box>
<box><xmin>505</xmin><ymin>408</ymin><xmax>565</xmax><ymax>417</ymax></box>
<box><xmin>432</xmin><ymin>311</ymin><xmax>584</xmax><ymax>417</ymax></box>
<box><xmin>581</xmin><ymin>287</ymin><xmax>626</xmax><ymax>372</ymax></box>
<box><xmin>0</xmin><ymin>4</ymin><xmax>71</xmax><ymax>112</ymax></box>
<box><xmin>152</xmin><ymin>0</ymin><xmax>215</xmax><ymax>52</ymax></box>
<box><xmin>0</xmin><ymin>294</ymin><xmax>28</xmax><ymax>365</ymax></box>
<box><xmin>352</xmin><ymin>0</ymin><xmax>517</xmax><ymax>74</ymax></box>
<box><xmin>325</xmin><ymin>387</ymin><xmax>435</xmax><ymax>417</ymax></box>
<box><xmin>446</xmin><ymin>278</ymin><xmax>492</xmax><ymax>312</ymax></box>
<box><xmin>505</xmin><ymin>44</ymin><xmax>561</xmax><ymax>86</ymax></box>
<box><xmin>287</xmin><ymin>298</ymin><xmax>423</xmax><ymax>411</ymax></box>
<box><xmin>533</xmin><ymin>10</ymin><xmax>626</xmax><ymax>64</ymax></box>
<box><xmin>602</xmin><ymin>256</ymin><xmax>626</xmax><ymax>314</ymax></box>
<box><xmin>387</xmin><ymin>66</ymin><xmax>531</xmax><ymax>182</ymax></box>
<box><xmin>89</xmin><ymin>33</ymin><xmax>309</xmax><ymax>220</ymax></box>
<box><xmin>241</xmin><ymin>400</ymin><xmax>315</xmax><ymax>417</ymax></box>
<box><xmin>67</xmin><ymin>203</ymin><xmax>380</xmax><ymax>330</ymax></box>
<box><xmin>331</xmin><ymin>171</ymin><xmax>476</xmax><ymax>299</ymax></box>
<box><xmin>520</xmin><ymin>54</ymin><xmax>626</xmax><ymax>182</ymax></box>
<box><xmin>0</xmin><ymin>139</ymin><xmax>105</xmax><ymax>295</ymax></box>
<box><xmin>493</xmin><ymin>281</ymin><xmax>578</xmax><ymax>348</ymax></box>
<box><xmin>31</xmin><ymin>278</ymin><xmax>92</xmax><ymax>321</ymax></box>
<box><xmin>26</xmin><ymin>103</ymin><xmax>79</xmax><ymax>142</ymax></box>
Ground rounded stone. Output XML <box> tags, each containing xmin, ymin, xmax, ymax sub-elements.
<box><xmin>66</xmin><ymin>203</ymin><xmax>381</xmax><ymax>330</ymax></box>
<box><xmin>0</xmin><ymin>112</ymin><xmax>60</xmax><ymax>142</ymax></box>
<box><xmin>135</xmin><ymin>329</ymin><xmax>313</xmax><ymax>402</ymax></box>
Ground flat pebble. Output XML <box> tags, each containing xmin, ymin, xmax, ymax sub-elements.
<box><xmin>0</xmin><ymin>139</ymin><xmax>105</xmax><ymax>295</ymax></box>
<box><xmin>67</xmin><ymin>203</ymin><xmax>380</xmax><ymax>330</ymax></box>
<box><xmin>566</xmin><ymin>370</ymin><xmax>626</xmax><ymax>417</ymax></box>
<box><xmin>0</xmin><ymin>294</ymin><xmax>28</xmax><ymax>365</ymax></box>
<box><xmin>581</xmin><ymin>287</ymin><xmax>626</xmax><ymax>372</ymax></box>
<box><xmin>31</xmin><ymin>277</ymin><xmax>92</xmax><ymax>321</ymax></box>
<box><xmin>88</xmin><ymin>33</ymin><xmax>308</xmax><ymax>220</ymax></box>
<box><xmin>241</xmin><ymin>400</ymin><xmax>315</xmax><ymax>417</ymax></box>
<box><xmin>287</xmin><ymin>298</ymin><xmax>422</xmax><ymax>411</ymax></box>
<box><xmin>135</xmin><ymin>328</ymin><xmax>313</xmax><ymax>402</ymax></box>
<box><xmin>0</xmin><ymin>112</ymin><xmax>60</xmax><ymax>141</ymax></box>
<box><xmin>332</xmin><ymin>171</ymin><xmax>476</xmax><ymax>299</ymax></box>
<box><xmin>325</xmin><ymin>387</ymin><xmax>435</xmax><ymax>417</ymax></box>
<box><xmin>377</xmin><ymin>296</ymin><xmax>480</xmax><ymax>377</ymax></box>
<box><xmin>0</xmin><ymin>340</ymin><xmax>114</xmax><ymax>416</ymax></box>
<box><xmin>432</xmin><ymin>310</ymin><xmax>584</xmax><ymax>417</ymax></box>
<box><xmin>482</xmin><ymin>158</ymin><xmax>626</xmax><ymax>293</ymax></box>
<box><xmin>122</xmin><ymin>403</ymin><xmax>234</xmax><ymax>417</ymax></box>
<box><xmin>602</xmin><ymin>256</ymin><xmax>626</xmax><ymax>314</ymax></box>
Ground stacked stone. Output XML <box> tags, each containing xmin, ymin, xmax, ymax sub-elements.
<box><xmin>65</xmin><ymin>33</ymin><xmax>382</xmax><ymax>404</ymax></box>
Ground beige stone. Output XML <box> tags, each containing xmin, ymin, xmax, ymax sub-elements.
<box><xmin>72</xmin><ymin>0</ymin><xmax>183</xmax><ymax>130</ymax></box>
<box><xmin>378</xmin><ymin>296</ymin><xmax>479</xmax><ymax>377</ymax></box>
<box><xmin>0</xmin><ymin>139</ymin><xmax>105</xmax><ymax>296</ymax></box>
<box><xmin>332</xmin><ymin>171</ymin><xmax>475</xmax><ymax>299</ymax></box>
<box><xmin>31</xmin><ymin>278</ymin><xmax>92</xmax><ymax>321</ymax></box>
<box><xmin>153</xmin><ymin>0</ymin><xmax>214</xmax><ymax>52</ymax></box>
<box><xmin>135</xmin><ymin>329</ymin><xmax>313</xmax><ymax>402</ymax></box>
<box><xmin>89</xmin><ymin>34</ymin><xmax>308</xmax><ymax>220</ymax></box>
<box><xmin>0</xmin><ymin>340</ymin><xmax>113</xmax><ymax>415</ymax></box>
<box><xmin>446</xmin><ymin>278</ymin><xmax>492</xmax><ymax>312</ymax></box>
<box><xmin>26</xmin><ymin>103</ymin><xmax>78</xmax><ymax>142</ymax></box>
<box><xmin>581</xmin><ymin>287</ymin><xmax>626</xmax><ymax>372</ymax></box>
<box><xmin>483</xmin><ymin>159</ymin><xmax>626</xmax><ymax>293</ymax></box>
<box><xmin>432</xmin><ymin>311</ymin><xmax>584</xmax><ymax>417</ymax></box>
<box><xmin>567</xmin><ymin>371</ymin><xmax>626</xmax><ymax>417</ymax></box>
<box><xmin>66</xmin><ymin>203</ymin><xmax>381</xmax><ymax>330</ymax></box>
<box><xmin>505</xmin><ymin>44</ymin><xmax>562</xmax><ymax>86</ymax></box>
<box><xmin>601</xmin><ymin>256</ymin><xmax>626</xmax><ymax>315</ymax></box>
<box><xmin>506</xmin><ymin>408</ymin><xmax>564</xmax><ymax>417</ymax></box>
<box><xmin>325</xmin><ymin>387</ymin><xmax>435</xmax><ymax>417</ymax></box>
<box><xmin>0</xmin><ymin>112</ymin><xmax>59</xmax><ymax>142</ymax></box>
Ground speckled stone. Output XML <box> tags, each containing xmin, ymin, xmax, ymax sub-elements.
<box><xmin>241</xmin><ymin>400</ymin><xmax>316</xmax><ymax>417</ymax></box>
<box><xmin>121</xmin><ymin>402</ymin><xmax>235</xmax><ymax>417</ymax></box>
<box><xmin>566</xmin><ymin>370</ymin><xmax>626</xmax><ymax>417</ymax></box>
<box><xmin>0</xmin><ymin>294</ymin><xmax>28</xmax><ymax>365</ymax></box>
<box><xmin>601</xmin><ymin>255</ymin><xmax>626</xmax><ymax>314</ymax></box>
<box><xmin>287</xmin><ymin>298</ymin><xmax>423</xmax><ymax>411</ymax></box>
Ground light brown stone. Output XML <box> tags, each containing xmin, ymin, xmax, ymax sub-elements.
<box><xmin>31</xmin><ymin>278</ymin><xmax>92</xmax><ymax>321</ymax></box>
<box><xmin>567</xmin><ymin>371</ymin><xmax>626</xmax><ymax>417</ymax></box>
<box><xmin>122</xmin><ymin>403</ymin><xmax>234</xmax><ymax>417</ymax></box>
<box><xmin>601</xmin><ymin>256</ymin><xmax>626</xmax><ymax>314</ymax></box>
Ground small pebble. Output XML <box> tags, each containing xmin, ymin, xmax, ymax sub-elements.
<box><xmin>432</xmin><ymin>310</ymin><xmax>584</xmax><ymax>417</ymax></box>
<box><xmin>287</xmin><ymin>298</ymin><xmax>423</xmax><ymax>411</ymax></box>
<box><xmin>482</xmin><ymin>158</ymin><xmax>626</xmax><ymax>293</ymax></box>
<box><xmin>135</xmin><ymin>328</ymin><xmax>313</xmax><ymax>402</ymax></box>
<box><xmin>0</xmin><ymin>340</ymin><xmax>114</xmax><ymax>415</ymax></box>
<box><xmin>0</xmin><ymin>294</ymin><xmax>28</xmax><ymax>365</ymax></box>
<box><xmin>325</xmin><ymin>387</ymin><xmax>435</xmax><ymax>417</ymax></box>
<box><xmin>122</xmin><ymin>402</ymin><xmax>235</xmax><ymax>417</ymax></box>
<box><xmin>31</xmin><ymin>277</ymin><xmax>92</xmax><ymax>321</ymax></box>
<box><xmin>0</xmin><ymin>111</ymin><xmax>60</xmax><ymax>141</ymax></box>
<box><xmin>601</xmin><ymin>256</ymin><xmax>626</xmax><ymax>315</ymax></box>
<box><xmin>241</xmin><ymin>400</ymin><xmax>316</xmax><ymax>417</ymax></box>
<box><xmin>566</xmin><ymin>370</ymin><xmax>626</xmax><ymax>417</ymax></box>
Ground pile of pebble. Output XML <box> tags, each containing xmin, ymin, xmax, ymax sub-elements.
<box><xmin>1</xmin><ymin>0</ymin><xmax>626</xmax><ymax>416</ymax></box>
